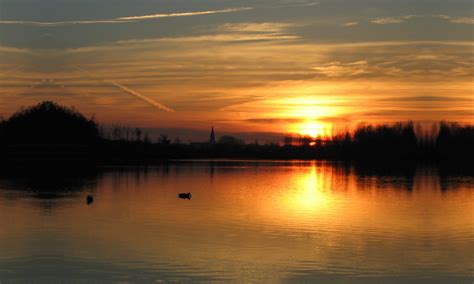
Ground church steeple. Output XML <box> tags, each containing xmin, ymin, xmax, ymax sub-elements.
<box><xmin>209</xmin><ymin>126</ymin><xmax>216</xmax><ymax>144</ymax></box>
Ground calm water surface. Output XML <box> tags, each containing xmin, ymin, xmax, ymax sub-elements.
<box><xmin>0</xmin><ymin>161</ymin><xmax>472</xmax><ymax>283</ymax></box>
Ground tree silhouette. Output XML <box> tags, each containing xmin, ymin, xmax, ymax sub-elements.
<box><xmin>0</xmin><ymin>101</ymin><xmax>99</xmax><ymax>145</ymax></box>
<box><xmin>352</xmin><ymin>122</ymin><xmax>418</xmax><ymax>159</ymax></box>
<box><xmin>435</xmin><ymin>121</ymin><xmax>474</xmax><ymax>159</ymax></box>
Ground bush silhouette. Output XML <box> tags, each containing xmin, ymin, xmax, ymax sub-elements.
<box><xmin>0</xmin><ymin>101</ymin><xmax>99</xmax><ymax>145</ymax></box>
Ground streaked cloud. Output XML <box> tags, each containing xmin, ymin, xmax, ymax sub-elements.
<box><xmin>312</xmin><ymin>61</ymin><xmax>370</xmax><ymax>77</ymax></box>
<box><xmin>342</xmin><ymin>22</ymin><xmax>358</xmax><ymax>27</ymax></box>
<box><xmin>371</xmin><ymin>15</ymin><xmax>416</xmax><ymax>24</ymax></box>
<box><xmin>218</xmin><ymin>22</ymin><xmax>297</xmax><ymax>33</ymax></box>
<box><xmin>372</xmin><ymin>14</ymin><xmax>474</xmax><ymax>25</ymax></box>
<box><xmin>449</xmin><ymin>17</ymin><xmax>474</xmax><ymax>24</ymax></box>
<box><xmin>438</xmin><ymin>15</ymin><xmax>474</xmax><ymax>24</ymax></box>
<box><xmin>276</xmin><ymin>0</ymin><xmax>319</xmax><ymax>8</ymax></box>
<box><xmin>61</xmin><ymin>24</ymin><xmax>300</xmax><ymax>53</ymax></box>
<box><xmin>154</xmin><ymin>33</ymin><xmax>300</xmax><ymax>43</ymax></box>
<box><xmin>0</xmin><ymin>46</ymin><xmax>31</xmax><ymax>54</ymax></box>
<box><xmin>379</xmin><ymin>96</ymin><xmax>474</xmax><ymax>102</ymax></box>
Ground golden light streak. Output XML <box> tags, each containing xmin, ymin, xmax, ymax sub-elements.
<box><xmin>292</xmin><ymin>165</ymin><xmax>329</xmax><ymax>211</ymax></box>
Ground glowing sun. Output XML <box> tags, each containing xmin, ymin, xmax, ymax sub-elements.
<box><xmin>294</xmin><ymin>120</ymin><xmax>329</xmax><ymax>138</ymax></box>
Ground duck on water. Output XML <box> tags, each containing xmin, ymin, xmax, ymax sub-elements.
<box><xmin>86</xmin><ymin>195</ymin><xmax>94</xmax><ymax>204</ymax></box>
<box><xmin>178</xmin><ymin>192</ymin><xmax>192</xmax><ymax>200</ymax></box>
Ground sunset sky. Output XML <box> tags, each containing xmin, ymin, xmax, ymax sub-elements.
<box><xmin>0</xmin><ymin>0</ymin><xmax>472</xmax><ymax>140</ymax></box>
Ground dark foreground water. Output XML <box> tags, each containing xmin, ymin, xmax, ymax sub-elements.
<box><xmin>0</xmin><ymin>161</ymin><xmax>472</xmax><ymax>283</ymax></box>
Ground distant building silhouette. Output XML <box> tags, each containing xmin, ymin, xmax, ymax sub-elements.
<box><xmin>210</xmin><ymin>126</ymin><xmax>216</xmax><ymax>145</ymax></box>
<box><xmin>189</xmin><ymin>126</ymin><xmax>217</xmax><ymax>148</ymax></box>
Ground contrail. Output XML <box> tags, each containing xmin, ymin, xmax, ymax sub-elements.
<box><xmin>0</xmin><ymin>19</ymin><xmax>126</xmax><ymax>26</ymax></box>
<box><xmin>116</xmin><ymin>7</ymin><xmax>252</xmax><ymax>21</ymax></box>
<box><xmin>0</xmin><ymin>65</ymin><xmax>24</xmax><ymax>76</ymax></box>
<box><xmin>0</xmin><ymin>7</ymin><xmax>252</xmax><ymax>26</ymax></box>
<box><xmin>108</xmin><ymin>81</ymin><xmax>175</xmax><ymax>112</ymax></box>
<box><xmin>73</xmin><ymin>66</ymin><xmax>175</xmax><ymax>112</ymax></box>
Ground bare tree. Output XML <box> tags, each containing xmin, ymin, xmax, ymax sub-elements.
<box><xmin>143</xmin><ymin>132</ymin><xmax>151</xmax><ymax>144</ymax></box>
<box><xmin>159</xmin><ymin>134</ymin><xmax>171</xmax><ymax>145</ymax></box>
<box><xmin>135</xmin><ymin>127</ymin><xmax>142</xmax><ymax>141</ymax></box>
<box><xmin>111</xmin><ymin>124</ymin><xmax>123</xmax><ymax>140</ymax></box>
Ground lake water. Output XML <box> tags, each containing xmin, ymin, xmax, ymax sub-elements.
<box><xmin>0</xmin><ymin>160</ymin><xmax>472</xmax><ymax>283</ymax></box>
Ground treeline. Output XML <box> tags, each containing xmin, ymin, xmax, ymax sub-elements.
<box><xmin>329</xmin><ymin>121</ymin><xmax>473</xmax><ymax>160</ymax></box>
<box><xmin>0</xmin><ymin>101</ymin><xmax>472</xmax><ymax>163</ymax></box>
<box><xmin>70</xmin><ymin>122</ymin><xmax>474</xmax><ymax>162</ymax></box>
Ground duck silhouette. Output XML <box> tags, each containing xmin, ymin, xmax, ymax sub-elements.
<box><xmin>86</xmin><ymin>195</ymin><xmax>94</xmax><ymax>204</ymax></box>
<box><xmin>178</xmin><ymin>192</ymin><xmax>192</xmax><ymax>200</ymax></box>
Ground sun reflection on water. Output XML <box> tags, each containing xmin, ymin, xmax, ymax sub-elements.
<box><xmin>261</xmin><ymin>163</ymin><xmax>335</xmax><ymax>225</ymax></box>
<box><xmin>291</xmin><ymin>164</ymin><xmax>330</xmax><ymax>212</ymax></box>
